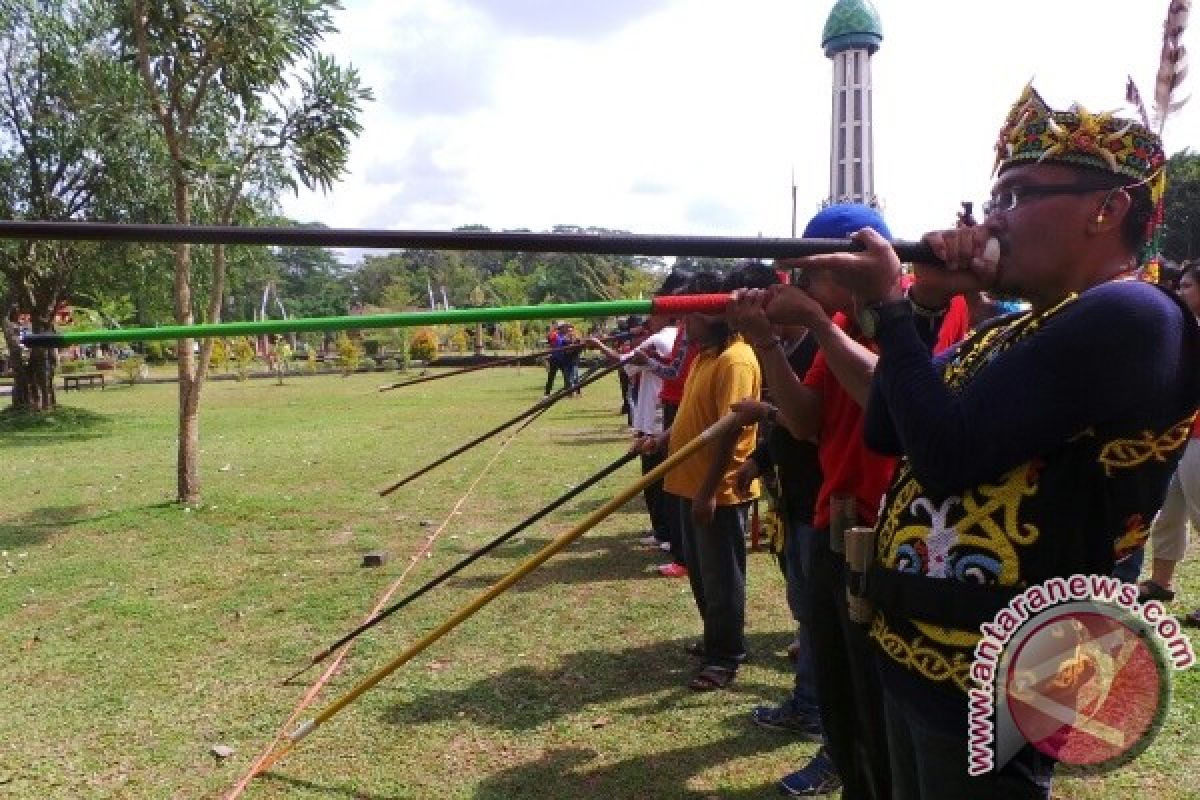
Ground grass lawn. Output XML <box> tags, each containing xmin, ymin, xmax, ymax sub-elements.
<box><xmin>1</xmin><ymin>368</ymin><xmax>1197</xmax><ymax>799</ymax></box>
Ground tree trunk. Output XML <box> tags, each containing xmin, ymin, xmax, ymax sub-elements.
<box><xmin>173</xmin><ymin>176</ymin><xmax>200</xmax><ymax>505</ymax></box>
<box><xmin>2</xmin><ymin>304</ymin><xmax>56</xmax><ymax>413</ymax></box>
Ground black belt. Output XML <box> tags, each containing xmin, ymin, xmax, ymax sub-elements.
<box><xmin>866</xmin><ymin>566</ymin><xmax>1022</xmax><ymax>631</ymax></box>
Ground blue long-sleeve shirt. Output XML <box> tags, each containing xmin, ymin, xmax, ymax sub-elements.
<box><xmin>863</xmin><ymin>279</ymin><xmax>1199</xmax><ymax>695</ymax></box>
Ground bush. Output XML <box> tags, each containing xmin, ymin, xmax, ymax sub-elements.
<box><xmin>210</xmin><ymin>339</ymin><xmax>231</xmax><ymax>372</ymax></box>
<box><xmin>271</xmin><ymin>340</ymin><xmax>293</xmax><ymax>385</ymax></box>
<box><xmin>120</xmin><ymin>357</ymin><xmax>145</xmax><ymax>385</ymax></box>
<box><xmin>144</xmin><ymin>341</ymin><xmax>166</xmax><ymax>364</ymax></box>
<box><xmin>60</xmin><ymin>360</ymin><xmax>87</xmax><ymax>374</ymax></box>
<box><xmin>232</xmin><ymin>337</ymin><xmax>257</xmax><ymax>381</ymax></box>
<box><xmin>335</xmin><ymin>333</ymin><xmax>363</xmax><ymax>375</ymax></box>
<box><xmin>382</xmin><ymin>358</ymin><xmax>399</xmax><ymax>371</ymax></box>
<box><xmin>409</xmin><ymin>328</ymin><xmax>438</xmax><ymax>362</ymax></box>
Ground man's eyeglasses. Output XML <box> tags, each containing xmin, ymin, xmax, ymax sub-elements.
<box><xmin>983</xmin><ymin>184</ymin><xmax>1116</xmax><ymax>216</ymax></box>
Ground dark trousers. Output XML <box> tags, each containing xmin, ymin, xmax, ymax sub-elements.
<box><xmin>679</xmin><ymin>499</ymin><xmax>749</xmax><ymax>670</ymax></box>
<box><xmin>660</xmin><ymin>492</ymin><xmax>685</xmax><ymax>564</ymax></box>
<box><xmin>808</xmin><ymin>530</ymin><xmax>890</xmax><ymax>800</ymax></box>
<box><xmin>618</xmin><ymin>369</ymin><xmax>632</xmax><ymax>418</ymax></box>
<box><xmin>545</xmin><ymin>362</ymin><xmax>577</xmax><ymax>395</ymax></box>
<box><xmin>880</xmin><ymin>669</ymin><xmax>1054</xmax><ymax>799</ymax></box>
<box><xmin>544</xmin><ymin>363</ymin><xmax>564</xmax><ymax>395</ymax></box>
<box><xmin>641</xmin><ymin>449</ymin><xmax>670</xmax><ymax>542</ymax></box>
<box><xmin>663</xmin><ymin>402</ymin><xmax>678</xmax><ymax>429</ymax></box>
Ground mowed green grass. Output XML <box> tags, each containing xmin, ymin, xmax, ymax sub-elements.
<box><xmin>0</xmin><ymin>369</ymin><xmax>1197</xmax><ymax>799</ymax></box>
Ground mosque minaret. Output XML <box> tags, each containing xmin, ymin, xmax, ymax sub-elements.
<box><xmin>822</xmin><ymin>0</ymin><xmax>883</xmax><ymax>207</ymax></box>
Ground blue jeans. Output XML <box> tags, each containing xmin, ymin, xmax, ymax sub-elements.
<box><xmin>679</xmin><ymin>499</ymin><xmax>749</xmax><ymax>670</ymax></box>
<box><xmin>1112</xmin><ymin>547</ymin><xmax>1144</xmax><ymax>584</ymax></box>
<box><xmin>782</xmin><ymin>522</ymin><xmax>821</xmax><ymax>718</ymax></box>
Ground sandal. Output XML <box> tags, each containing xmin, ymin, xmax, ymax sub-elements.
<box><xmin>688</xmin><ymin>665</ymin><xmax>736</xmax><ymax>691</ymax></box>
<box><xmin>1138</xmin><ymin>580</ymin><xmax>1176</xmax><ymax>604</ymax></box>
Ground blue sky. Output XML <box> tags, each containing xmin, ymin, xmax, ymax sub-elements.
<box><xmin>282</xmin><ymin>0</ymin><xmax>1200</xmax><ymax>254</ymax></box>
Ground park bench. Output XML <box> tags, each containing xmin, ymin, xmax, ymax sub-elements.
<box><xmin>62</xmin><ymin>372</ymin><xmax>105</xmax><ymax>391</ymax></box>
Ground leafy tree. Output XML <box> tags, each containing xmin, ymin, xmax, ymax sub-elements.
<box><xmin>380</xmin><ymin>280</ymin><xmax>414</xmax><ymax>311</ymax></box>
<box><xmin>0</xmin><ymin>0</ymin><xmax>144</xmax><ymax>412</ymax></box>
<box><xmin>274</xmin><ymin>238</ymin><xmax>352</xmax><ymax>318</ymax></box>
<box><xmin>1164</xmin><ymin>149</ymin><xmax>1200</xmax><ymax>265</ymax></box>
<box><xmin>125</xmin><ymin>0</ymin><xmax>370</xmax><ymax>502</ymax></box>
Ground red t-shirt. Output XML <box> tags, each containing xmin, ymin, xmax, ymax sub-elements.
<box><xmin>934</xmin><ymin>295</ymin><xmax>971</xmax><ymax>355</ymax></box>
<box><xmin>803</xmin><ymin>313</ymin><xmax>897</xmax><ymax>529</ymax></box>
<box><xmin>659</xmin><ymin>340</ymin><xmax>699</xmax><ymax>406</ymax></box>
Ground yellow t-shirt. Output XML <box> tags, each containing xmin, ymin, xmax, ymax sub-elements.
<box><xmin>663</xmin><ymin>340</ymin><xmax>761</xmax><ymax>504</ymax></box>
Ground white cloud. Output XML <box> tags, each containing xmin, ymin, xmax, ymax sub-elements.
<box><xmin>283</xmin><ymin>0</ymin><xmax>1200</xmax><ymax>256</ymax></box>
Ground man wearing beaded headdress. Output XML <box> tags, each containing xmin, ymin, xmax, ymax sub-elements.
<box><xmin>738</xmin><ymin>85</ymin><xmax>1200</xmax><ymax>798</ymax></box>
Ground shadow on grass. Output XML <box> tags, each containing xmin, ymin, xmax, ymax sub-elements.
<box><xmin>383</xmin><ymin>633</ymin><xmax>796</xmax><ymax>735</ymax></box>
<box><xmin>559</xmin><ymin>407</ymin><xmax>630</xmax><ymax>419</ymax></box>
<box><xmin>565</xmin><ymin>494</ymin><xmax>647</xmax><ymax>516</ymax></box>
<box><xmin>0</xmin><ymin>405</ymin><xmax>111</xmax><ymax>448</ymax></box>
<box><xmin>0</xmin><ymin>502</ymin><xmax>176</xmax><ymax>549</ymax></box>
<box><xmin>551</xmin><ymin>433</ymin><xmax>633</xmax><ymax>447</ymax></box>
<box><xmin>0</xmin><ymin>504</ymin><xmax>93</xmax><ymax>548</ymax></box>
<box><xmin>257</xmin><ymin>772</ymin><xmax>405</xmax><ymax>800</ymax></box>
<box><xmin>471</xmin><ymin>734</ymin><xmax>804</xmax><ymax>799</ymax></box>
<box><xmin>442</xmin><ymin>538</ymin><xmax>665</xmax><ymax>593</ymax></box>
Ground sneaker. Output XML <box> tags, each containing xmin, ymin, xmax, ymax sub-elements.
<box><xmin>751</xmin><ymin>704</ymin><xmax>823</xmax><ymax>741</ymax></box>
<box><xmin>778</xmin><ymin>748</ymin><xmax>842</xmax><ymax>796</ymax></box>
<box><xmin>659</xmin><ymin>541</ymin><xmax>671</xmax><ymax>552</ymax></box>
<box><xmin>657</xmin><ymin>562</ymin><xmax>688</xmax><ymax>578</ymax></box>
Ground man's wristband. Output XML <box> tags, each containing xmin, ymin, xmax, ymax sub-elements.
<box><xmin>906</xmin><ymin>287</ymin><xmax>950</xmax><ymax>318</ymax></box>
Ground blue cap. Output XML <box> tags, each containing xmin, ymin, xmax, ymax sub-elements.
<box><xmin>802</xmin><ymin>203</ymin><xmax>892</xmax><ymax>241</ymax></box>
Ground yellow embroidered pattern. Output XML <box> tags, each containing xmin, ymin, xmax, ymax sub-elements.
<box><xmin>1097</xmin><ymin>415</ymin><xmax>1194</xmax><ymax>476</ymax></box>
<box><xmin>869</xmin><ymin>615</ymin><xmax>973</xmax><ymax>693</ymax></box>
<box><xmin>955</xmin><ymin>465</ymin><xmax>1041</xmax><ymax>552</ymax></box>
<box><xmin>878</xmin><ymin>462</ymin><xmax>1041</xmax><ymax>652</ymax></box>
<box><xmin>942</xmin><ymin>294</ymin><xmax>1078</xmax><ymax>392</ymax></box>
<box><xmin>1113</xmin><ymin>515</ymin><xmax>1149</xmax><ymax>556</ymax></box>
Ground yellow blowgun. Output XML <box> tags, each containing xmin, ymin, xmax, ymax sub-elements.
<box><xmin>254</xmin><ymin>409</ymin><xmax>750</xmax><ymax>775</ymax></box>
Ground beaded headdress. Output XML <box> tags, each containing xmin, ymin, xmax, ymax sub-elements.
<box><xmin>993</xmin><ymin>84</ymin><xmax>1168</xmax><ymax>264</ymax></box>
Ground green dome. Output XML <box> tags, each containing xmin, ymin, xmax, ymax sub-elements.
<box><xmin>822</xmin><ymin>0</ymin><xmax>883</xmax><ymax>57</ymax></box>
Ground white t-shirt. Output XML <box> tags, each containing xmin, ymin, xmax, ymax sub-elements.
<box><xmin>623</xmin><ymin>326</ymin><xmax>677</xmax><ymax>434</ymax></box>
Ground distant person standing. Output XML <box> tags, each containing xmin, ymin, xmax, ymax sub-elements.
<box><xmin>561</xmin><ymin>323</ymin><xmax>583</xmax><ymax>396</ymax></box>
<box><xmin>543</xmin><ymin>322</ymin><xmax>577</xmax><ymax>397</ymax></box>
